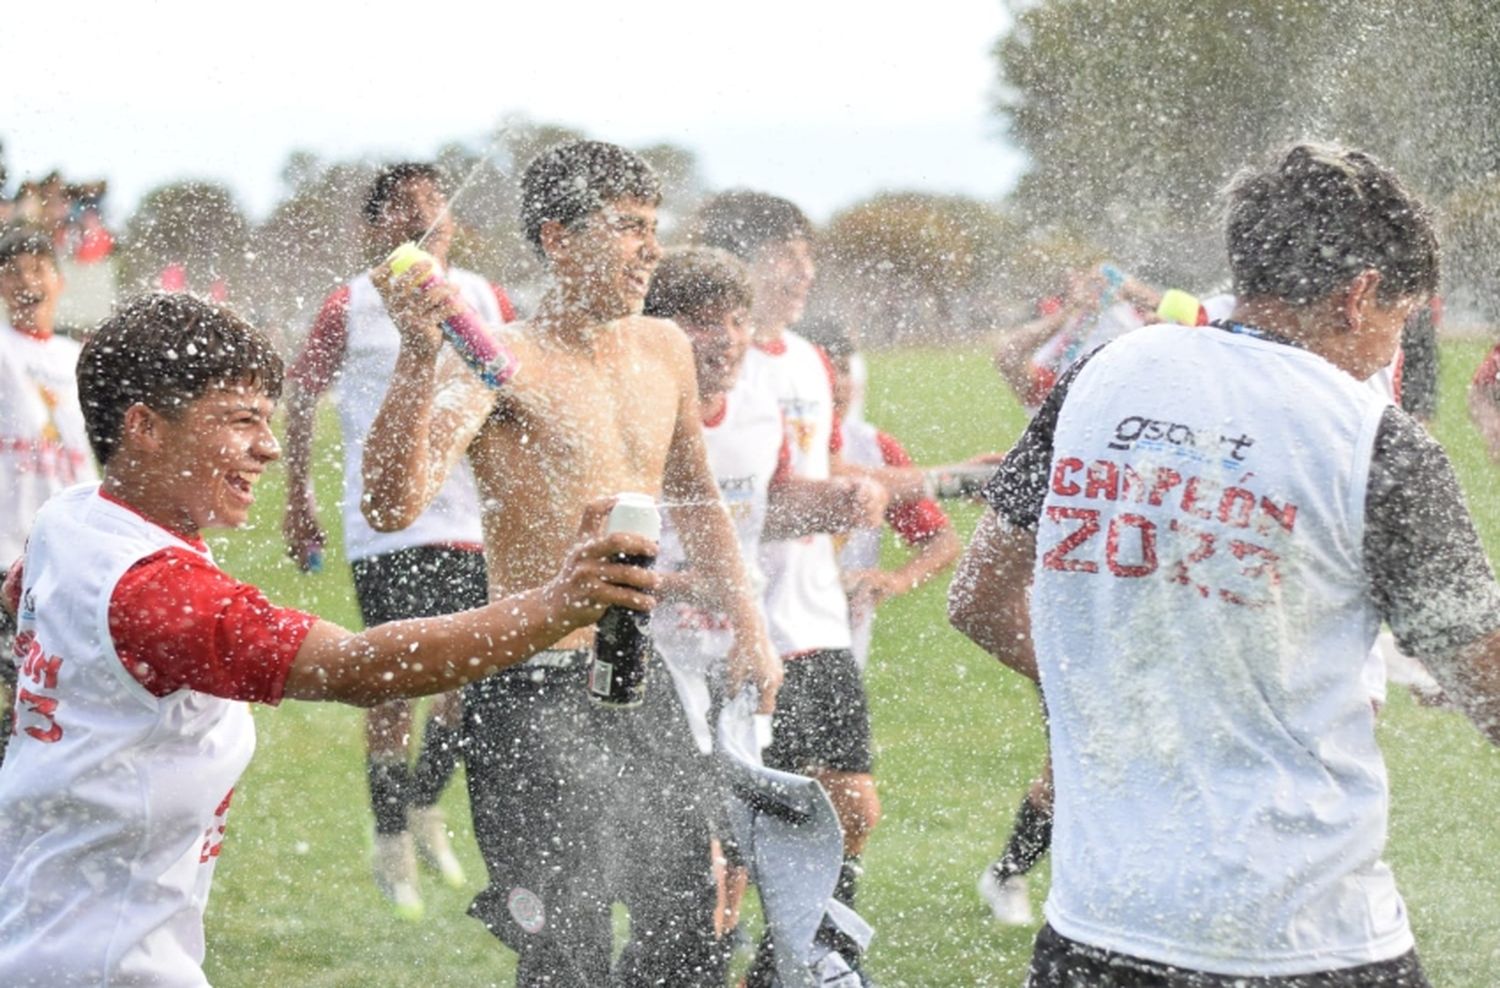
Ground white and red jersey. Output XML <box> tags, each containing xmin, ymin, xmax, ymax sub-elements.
<box><xmin>1027</xmin><ymin>324</ymin><xmax>1411</xmax><ymax>975</ymax></box>
<box><xmin>655</xmin><ymin>377</ymin><xmax>787</xmax><ymax>752</ymax></box>
<box><xmin>0</xmin><ymin>485</ymin><xmax>273</xmax><ymax>987</ymax></box>
<box><xmin>741</xmin><ymin>331</ymin><xmax>851</xmax><ymax>654</ymax></box>
<box><xmin>289</xmin><ymin>268</ymin><xmax>512</xmax><ymax>562</ymax></box>
<box><xmin>838</xmin><ymin>417</ymin><xmax>950</xmax><ymax>670</ymax></box>
<box><xmin>0</xmin><ymin>324</ymin><xmax>95</xmax><ymax>563</ymax></box>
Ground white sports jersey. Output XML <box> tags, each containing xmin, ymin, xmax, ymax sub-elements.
<box><xmin>334</xmin><ymin>269</ymin><xmax>500</xmax><ymax>561</ymax></box>
<box><xmin>656</xmin><ymin>378</ymin><xmax>784</xmax><ymax>752</ymax></box>
<box><xmin>1032</xmin><ymin>324</ymin><xmax>1411</xmax><ymax>976</ymax></box>
<box><xmin>0</xmin><ymin>485</ymin><xmax>255</xmax><ymax>987</ymax></box>
<box><xmin>741</xmin><ymin>332</ymin><xmax>851</xmax><ymax>654</ymax></box>
<box><xmin>0</xmin><ymin>325</ymin><xmax>96</xmax><ymax>562</ymax></box>
<box><xmin>845</xmin><ymin>351</ymin><xmax>869</xmax><ymax>427</ymax></box>
<box><xmin>837</xmin><ymin>417</ymin><xmax>884</xmax><ymax>670</ymax></box>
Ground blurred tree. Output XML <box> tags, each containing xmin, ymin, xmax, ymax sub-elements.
<box><xmin>635</xmin><ymin>142</ymin><xmax>707</xmax><ymax>241</ymax></box>
<box><xmin>118</xmin><ymin>181</ymin><xmax>250</xmax><ymax>300</ymax></box>
<box><xmin>993</xmin><ymin>0</ymin><xmax>1500</xmax><ymax>304</ymax></box>
<box><xmin>244</xmin><ymin>161</ymin><xmax>371</xmax><ymax>334</ymax></box>
<box><xmin>815</xmin><ymin>192</ymin><xmax>1021</xmax><ymax>343</ymax></box>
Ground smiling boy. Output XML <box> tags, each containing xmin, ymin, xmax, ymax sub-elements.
<box><xmin>0</xmin><ymin>292</ymin><xmax>657</xmax><ymax>988</ymax></box>
<box><xmin>363</xmin><ymin>141</ymin><xmax>779</xmax><ymax>986</ymax></box>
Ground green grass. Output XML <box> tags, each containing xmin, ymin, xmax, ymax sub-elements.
<box><xmin>202</xmin><ymin>342</ymin><xmax>1500</xmax><ymax>986</ymax></box>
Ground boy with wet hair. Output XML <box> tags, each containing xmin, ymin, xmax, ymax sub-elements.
<box><xmin>0</xmin><ymin>292</ymin><xmax>657</xmax><ymax>988</ymax></box>
<box><xmin>951</xmin><ymin>143</ymin><xmax>1489</xmax><ymax>987</ymax></box>
<box><xmin>696</xmin><ymin>192</ymin><xmax>887</xmax><ymax>978</ymax></box>
<box><xmin>364</xmin><ymin>141</ymin><xmax>779</xmax><ymax>986</ymax></box>
<box><xmin>282</xmin><ymin>161</ymin><xmax>516</xmax><ymax>918</ymax></box>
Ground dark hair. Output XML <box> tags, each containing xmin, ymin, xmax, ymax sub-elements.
<box><xmin>364</xmin><ymin>162</ymin><xmax>444</xmax><ymax>226</ymax></box>
<box><xmin>77</xmin><ymin>293</ymin><xmax>284</xmax><ymax>464</ymax></box>
<box><xmin>644</xmin><ymin>246</ymin><xmax>754</xmax><ymax>324</ymax></box>
<box><xmin>798</xmin><ymin>316</ymin><xmax>854</xmax><ymax>365</ymax></box>
<box><xmin>693</xmin><ymin>190</ymin><xmax>813</xmax><ymax>261</ymax></box>
<box><xmin>520</xmin><ymin>141</ymin><xmax>661</xmax><ymax>256</ymax></box>
<box><xmin>0</xmin><ymin>225</ymin><xmax>56</xmax><ymax>268</ymax></box>
<box><xmin>1225</xmin><ymin>143</ymin><xmax>1440</xmax><ymax>306</ymax></box>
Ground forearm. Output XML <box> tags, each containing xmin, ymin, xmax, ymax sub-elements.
<box><xmin>948</xmin><ymin>512</ymin><xmax>1039</xmax><ymax>681</ymax></box>
<box><xmin>991</xmin><ymin>312</ymin><xmax>1066</xmax><ymax>396</ymax></box>
<box><xmin>362</xmin><ymin>345</ymin><xmax>444</xmax><ymax>531</ymax></box>
<box><xmin>1467</xmin><ymin>387</ymin><xmax>1500</xmax><ymax>463</ymax></box>
<box><xmin>285</xmin><ymin>584</ymin><xmax>575</xmax><ymax>706</ymax></box>
<box><xmin>1430</xmin><ymin>628</ymin><xmax>1500</xmax><ymax>745</ymax></box>
<box><xmin>763</xmin><ymin>477</ymin><xmax>859</xmax><ymax>540</ymax></box>
<box><xmin>840</xmin><ymin>460</ymin><xmax>927</xmax><ymax>503</ymax></box>
<box><xmin>888</xmin><ymin>527</ymin><xmax>962</xmax><ymax>598</ymax></box>
<box><xmin>282</xmin><ymin>387</ymin><xmax>318</xmax><ymax>501</ymax></box>
<box><xmin>672</xmin><ymin>503</ymin><xmax>769</xmax><ymax>642</ymax></box>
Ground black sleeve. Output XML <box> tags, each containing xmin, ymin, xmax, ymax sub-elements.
<box><xmin>1364</xmin><ymin>406</ymin><xmax>1500</xmax><ymax>660</ymax></box>
<box><xmin>982</xmin><ymin>348</ymin><xmax>1100</xmax><ymax>530</ymax></box>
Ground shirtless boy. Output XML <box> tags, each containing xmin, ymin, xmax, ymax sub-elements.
<box><xmin>362</xmin><ymin>141</ymin><xmax>779</xmax><ymax>987</ymax></box>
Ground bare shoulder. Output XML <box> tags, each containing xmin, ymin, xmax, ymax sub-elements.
<box><xmin>623</xmin><ymin>315</ymin><xmax>692</xmax><ymax>362</ymax></box>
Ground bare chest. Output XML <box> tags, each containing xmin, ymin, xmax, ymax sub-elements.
<box><xmin>478</xmin><ymin>339</ymin><xmax>681</xmax><ymax>498</ymax></box>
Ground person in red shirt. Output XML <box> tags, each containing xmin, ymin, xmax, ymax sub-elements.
<box><xmin>0</xmin><ymin>292</ymin><xmax>656</xmax><ymax>986</ymax></box>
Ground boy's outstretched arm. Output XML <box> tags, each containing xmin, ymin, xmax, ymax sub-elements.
<box><xmin>948</xmin><ymin>510</ymin><xmax>1039</xmax><ymax>682</ymax></box>
<box><xmin>286</xmin><ymin>499</ymin><xmax>657</xmax><ymax>706</ymax></box>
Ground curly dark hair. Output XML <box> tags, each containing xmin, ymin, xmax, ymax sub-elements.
<box><xmin>520</xmin><ymin>141</ymin><xmax>661</xmax><ymax>257</ymax></box>
<box><xmin>78</xmin><ymin>292</ymin><xmax>283</xmax><ymax>464</ymax></box>
<box><xmin>364</xmin><ymin>162</ymin><xmax>444</xmax><ymax>226</ymax></box>
<box><xmin>692</xmin><ymin>190</ymin><xmax>813</xmax><ymax>261</ymax></box>
<box><xmin>1225</xmin><ymin>143</ymin><xmax>1439</xmax><ymax>306</ymax></box>
<box><xmin>644</xmin><ymin>246</ymin><xmax>754</xmax><ymax>324</ymax></box>
<box><xmin>0</xmin><ymin>224</ymin><xmax>56</xmax><ymax>268</ymax></box>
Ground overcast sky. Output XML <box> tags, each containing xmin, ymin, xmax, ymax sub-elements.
<box><xmin>3</xmin><ymin>0</ymin><xmax>1024</xmax><ymax>224</ymax></box>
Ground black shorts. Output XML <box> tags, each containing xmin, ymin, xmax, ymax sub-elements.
<box><xmin>762</xmin><ymin>648</ymin><xmax>873</xmax><ymax>775</ymax></box>
<box><xmin>1026</xmin><ymin>923</ymin><xmax>1431</xmax><ymax>988</ymax></box>
<box><xmin>350</xmin><ymin>544</ymin><xmax>489</xmax><ymax>628</ymax></box>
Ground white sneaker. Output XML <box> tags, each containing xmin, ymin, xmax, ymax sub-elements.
<box><xmin>977</xmin><ymin>867</ymin><xmax>1033</xmax><ymax>926</ymax></box>
<box><xmin>372</xmin><ymin>831</ymin><xmax>424</xmax><ymax>921</ymax></box>
<box><xmin>409</xmin><ymin>805</ymin><xmax>466</xmax><ymax>889</ymax></box>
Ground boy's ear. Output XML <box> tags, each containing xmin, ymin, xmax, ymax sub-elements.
<box><xmin>538</xmin><ymin>219</ymin><xmax>570</xmax><ymax>262</ymax></box>
<box><xmin>120</xmin><ymin>403</ymin><xmax>166</xmax><ymax>454</ymax></box>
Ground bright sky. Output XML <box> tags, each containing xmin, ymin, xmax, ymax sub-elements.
<box><xmin>2</xmin><ymin>0</ymin><xmax>1023</xmax><ymax>224</ymax></box>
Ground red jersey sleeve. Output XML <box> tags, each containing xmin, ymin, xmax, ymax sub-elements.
<box><xmin>876</xmin><ymin>431</ymin><xmax>950</xmax><ymax>545</ymax></box>
<box><xmin>287</xmin><ymin>286</ymin><xmax>352</xmax><ymax>395</ymax></box>
<box><xmin>491</xmin><ymin>283</ymin><xmax>517</xmax><ymax>324</ymax></box>
<box><xmin>1472</xmin><ymin>342</ymin><xmax>1500</xmax><ymax>403</ymax></box>
<box><xmin>109</xmin><ymin>548</ymin><xmax>316</xmax><ymax>705</ymax></box>
<box><xmin>813</xmin><ymin>344</ymin><xmax>844</xmax><ymax>454</ymax></box>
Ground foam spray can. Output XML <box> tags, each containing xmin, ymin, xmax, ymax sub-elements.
<box><xmin>589</xmin><ymin>493</ymin><xmax>661</xmax><ymax>708</ymax></box>
<box><xmin>385</xmin><ymin>242</ymin><xmax>520</xmax><ymax>389</ymax></box>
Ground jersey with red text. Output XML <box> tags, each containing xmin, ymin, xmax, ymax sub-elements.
<box><xmin>0</xmin><ymin>324</ymin><xmax>96</xmax><ymax>563</ymax></box>
<box><xmin>741</xmin><ymin>332</ymin><xmax>851</xmax><ymax>654</ymax></box>
<box><xmin>655</xmin><ymin>377</ymin><xmax>785</xmax><ymax>752</ymax></box>
<box><xmin>320</xmin><ymin>269</ymin><xmax>501</xmax><ymax>561</ymax></box>
<box><xmin>1030</xmin><ymin>324</ymin><xmax>1410</xmax><ymax>976</ymax></box>
<box><xmin>0</xmin><ymin>485</ymin><xmax>255</xmax><ymax>987</ymax></box>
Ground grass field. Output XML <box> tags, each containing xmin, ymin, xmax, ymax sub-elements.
<box><xmin>201</xmin><ymin>342</ymin><xmax>1500</xmax><ymax>986</ymax></box>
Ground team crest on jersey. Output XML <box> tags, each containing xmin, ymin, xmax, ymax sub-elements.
<box><xmin>508</xmin><ymin>886</ymin><xmax>546</xmax><ymax>934</ymax></box>
<box><xmin>788</xmin><ymin>418</ymin><xmax>815</xmax><ymax>454</ymax></box>
<box><xmin>721</xmin><ymin>475</ymin><xmax>756</xmax><ymax>521</ymax></box>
